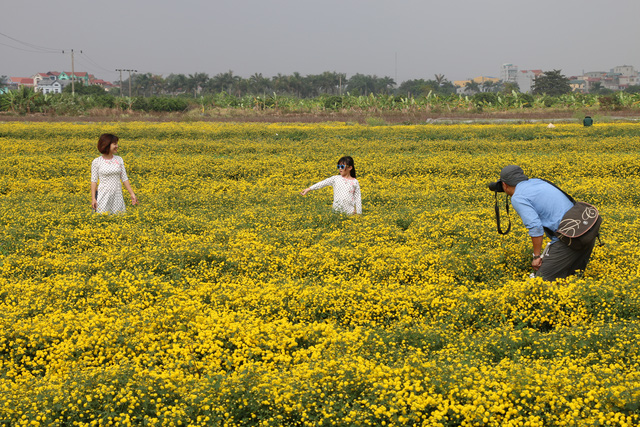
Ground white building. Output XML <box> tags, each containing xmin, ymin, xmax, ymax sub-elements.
<box><xmin>37</xmin><ymin>77</ymin><xmax>64</xmax><ymax>94</ymax></box>
<box><xmin>517</xmin><ymin>70</ymin><xmax>543</xmax><ymax>93</ymax></box>
<box><xmin>619</xmin><ymin>74</ymin><xmax>638</xmax><ymax>87</ymax></box>
<box><xmin>501</xmin><ymin>63</ymin><xmax>518</xmax><ymax>83</ymax></box>
<box><xmin>613</xmin><ymin>65</ymin><xmax>636</xmax><ymax>77</ymax></box>
<box><xmin>613</xmin><ymin>65</ymin><xmax>638</xmax><ymax>88</ymax></box>
<box><xmin>501</xmin><ymin>64</ymin><xmax>544</xmax><ymax>93</ymax></box>
<box><xmin>580</xmin><ymin>66</ymin><xmax>638</xmax><ymax>92</ymax></box>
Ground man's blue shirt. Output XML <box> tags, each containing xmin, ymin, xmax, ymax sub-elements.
<box><xmin>511</xmin><ymin>179</ymin><xmax>574</xmax><ymax>238</ymax></box>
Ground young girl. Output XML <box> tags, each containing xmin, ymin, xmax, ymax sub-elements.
<box><xmin>300</xmin><ymin>156</ymin><xmax>362</xmax><ymax>215</ymax></box>
<box><xmin>91</xmin><ymin>133</ymin><xmax>138</xmax><ymax>214</ymax></box>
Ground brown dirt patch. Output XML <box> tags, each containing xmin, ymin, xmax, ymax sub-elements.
<box><xmin>2</xmin><ymin>109</ymin><xmax>640</xmax><ymax>124</ymax></box>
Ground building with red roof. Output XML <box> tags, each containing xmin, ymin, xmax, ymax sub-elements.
<box><xmin>8</xmin><ymin>77</ymin><xmax>35</xmax><ymax>89</ymax></box>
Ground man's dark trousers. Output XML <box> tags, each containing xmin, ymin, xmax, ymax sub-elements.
<box><xmin>536</xmin><ymin>239</ymin><xmax>597</xmax><ymax>281</ymax></box>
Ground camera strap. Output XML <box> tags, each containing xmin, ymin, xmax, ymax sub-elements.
<box><xmin>540</xmin><ymin>179</ymin><xmax>576</xmax><ymax>203</ymax></box>
<box><xmin>494</xmin><ymin>192</ymin><xmax>511</xmax><ymax>235</ymax></box>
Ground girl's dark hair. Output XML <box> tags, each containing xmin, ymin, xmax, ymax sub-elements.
<box><xmin>98</xmin><ymin>133</ymin><xmax>118</xmax><ymax>154</ymax></box>
<box><xmin>337</xmin><ymin>156</ymin><xmax>356</xmax><ymax>178</ymax></box>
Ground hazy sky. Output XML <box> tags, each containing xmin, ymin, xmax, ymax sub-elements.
<box><xmin>3</xmin><ymin>0</ymin><xmax>639</xmax><ymax>84</ymax></box>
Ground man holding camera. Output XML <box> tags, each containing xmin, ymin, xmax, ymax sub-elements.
<box><xmin>491</xmin><ymin>165</ymin><xmax>597</xmax><ymax>281</ymax></box>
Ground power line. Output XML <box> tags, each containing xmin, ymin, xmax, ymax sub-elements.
<box><xmin>74</xmin><ymin>55</ymin><xmax>116</xmax><ymax>76</ymax></box>
<box><xmin>0</xmin><ymin>31</ymin><xmax>60</xmax><ymax>53</ymax></box>
<box><xmin>0</xmin><ymin>40</ymin><xmax>59</xmax><ymax>54</ymax></box>
<box><xmin>73</xmin><ymin>55</ymin><xmax>100</xmax><ymax>72</ymax></box>
<box><xmin>79</xmin><ymin>52</ymin><xmax>116</xmax><ymax>74</ymax></box>
<box><xmin>1</xmin><ymin>31</ymin><xmax>115</xmax><ymax>80</ymax></box>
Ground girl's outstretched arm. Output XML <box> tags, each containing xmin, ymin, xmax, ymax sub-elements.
<box><xmin>300</xmin><ymin>176</ymin><xmax>335</xmax><ymax>196</ymax></box>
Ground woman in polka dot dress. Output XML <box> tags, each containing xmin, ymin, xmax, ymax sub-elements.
<box><xmin>91</xmin><ymin>133</ymin><xmax>138</xmax><ymax>214</ymax></box>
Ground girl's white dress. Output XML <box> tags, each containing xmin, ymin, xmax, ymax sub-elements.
<box><xmin>309</xmin><ymin>175</ymin><xmax>362</xmax><ymax>215</ymax></box>
<box><xmin>91</xmin><ymin>155</ymin><xmax>130</xmax><ymax>214</ymax></box>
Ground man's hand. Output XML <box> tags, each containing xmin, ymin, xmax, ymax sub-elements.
<box><xmin>532</xmin><ymin>257</ymin><xmax>543</xmax><ymax>271</ymax></box>
<box><xmin>531</xmin><ymin>236</ymin><xmax>544</xmax><ymax>271</ymax></box>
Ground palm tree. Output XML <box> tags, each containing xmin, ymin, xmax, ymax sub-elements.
<box><xmin>346</xmin><ymin>74</ymin><xmax>376</xmax><ymax>96</ymax></box>
<box><xmin>318</xmin><ymin>71</ymin><xmax>341</xmax><ymax>95</ymax></box>
<box><xmin>166</xmin><ymin>74</ymin><xmax>188</xmax><ymax>95</ymax></box>
<box><xmin>235</xmin><ymin>78</ymin><xmax>250</xmax><ymax>97</ymax></box>
<box><xmin>482</xmin><ymin>81</ymin><xmax>496</xmax><ymax>93</ymax></box>
<box><xmin>434</xmin><ymin>74</ymin><xmax>448</xmax><ymax>86</ymax></box>
<box><xmin>376</xmin><ymin>76</ymin><xmax>396</xmax><ymax>95</ymax></box>
<box><xmin>249</xmin><ymin>73</ymin><xmax>270</xmax><ymax>95</ymax></box>
<box><xmin>288</xmin><ymin>72</ymin><xmax>305</xmax><ymax>97</ymax></box>
<box><xmin>210</xmin><ymin>70</ymin><xmax>239</xmax><ymax>95</ymax></box>
<box><xmin>133</xmin><ymin>73</ymin><xmax>152</xmax><ymax>96</ymax></box>
<box><xmin>502</xmin><ymin>81</ymin><xmax>520</xmax><ymax>94</ymax></box>
<box><xmin>149</xmin><ymin>74</ymin><xmax>166</xmax><ymax>96</ymax></box>
<box><xmin>187</xmin><ymin>72</ymin><xmax>209</xmax><ymax>97</ymax></box>
<box><xmin>272</xmin><ymin>73</ymin><xmax>289</xmax><ymax>95</ymax></box>
<box><xmin>465</xmin><ymin>80</ymin><xmax>480</xmax><ymax>94</ymax></box>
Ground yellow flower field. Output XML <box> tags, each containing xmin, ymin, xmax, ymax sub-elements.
<box><xmin>0</xmin><ymin>121</ymin><xmax>639</xmax><ymax>426</ymax></box>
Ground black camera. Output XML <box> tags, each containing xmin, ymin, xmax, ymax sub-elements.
<box><xmin>488</xmin><ymin>180</ymin><xmax>504</xmax><ymax>192</ymax></box>
<box><xmin>489</xmin><ymin>179</ymin><xmax>510</xmax><ymax>234</ymax></box>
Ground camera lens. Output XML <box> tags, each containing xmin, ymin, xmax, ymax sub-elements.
<box><xmin>488</xmin><ymin>180</ymin><xmax>504</xmax><ymax>192</ymax></box>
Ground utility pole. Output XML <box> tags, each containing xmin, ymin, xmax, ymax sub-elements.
<box><xmin>71</xmin><ymin>49</ymin><xmax>75</xmax><ymax>95</ymax></box>
<box><xmin>128</xmin><ymin>70</ymin><xmax>136</xmax><ymax>97</ymax></box>
<box><xmin>116</xmin><ymin>69</ymin><xmax>137</xmax><ymax>97</ymax></box>
<box><xmin>63</xmin><ymin>49</ymin><xmax>82</xmax><ymax>96</ymax></box>
<box><xmin>395</xmin><ymin>52</ymin><xmax>398</xmax><ymax>85</ymax></box>
<box><xmin>116</xmin><ymin>69</ymin><xmax>124</xmax><ymax>97</ymax></box>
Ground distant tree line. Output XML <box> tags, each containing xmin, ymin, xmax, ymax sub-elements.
<box><xmin>3</xmin><ymin>70</ymin><xmax>640</xmax><ymax>99</ymax></box>
<box><xmin>110</xmin><ymin>71</ymin><xmax>460</xmax><ymax>98</ymax></box>
<box><xmin>113</xmin><ymin>70</ymin><xmax>640</xmax><ymax>98</ymax></box>
<box><xmin>2</xmin><ymin>70</ymin><xmax>640</xmax><ymax>115</ymax></box>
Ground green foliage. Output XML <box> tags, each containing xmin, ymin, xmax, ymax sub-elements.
<box><xmin>599</xmin><ymin>95</ymin><xmax>623</xmax><ymax>111</ymax></box>
<box><xmin>588</xmin><ymin>82</ymin><xmax>615</xmax><ymax>96</ymax></box>
<box><xmin>0</xmin><ymin>86</ymin><xmax>46</xmax><ymax>114</ymax></box>
<box><xmin>502</xmin><ymin>81</ymin><xmax>520</xmax><ymax>94</ymax></box>
<box><xmin>322</xmin><ymin>95</ymin><xmax>344</xmax><ymax>110</ymax></box>
<box><xmin>2</xmin><ymin>85</ymin><xmax>640</xmax><ymax>116</ymax></box>
<box><xmin>532</xmin><ymin>70</ymin><xmax>573</xmax><ymax>96</ymax></box>
<box><xmin>62</xmin><ymin>81</ymin><xmax>107</xmax><ymax>96</ymax></box>
<box><xmin>465</xmin><ymin>80</ymin><xmax>481</xmax><ymax>93</ymax></box>
<box><xmin>397</xmin><ymin>79</ymin><xmax>456</xmax><ymax>97</ymax></box>
<box><xmin>499</xmin><ymin>94</ymin><xmax>539</xmax><ymax>110</ymax></box>
<box><xmin>365</xmin><ymin>116</ymin><xmax>387</xmax><ymax>126</ymax></box>
<box><xmin>346</xmin><ymin>73</ymin><xmax>395</xmax><ymax>96</ymax></box>
<box><xmin>472</xmin><ymin>92</ymin><xmax>498</xmax><ymax>106</ymax></box>
<box><xmin>131</xmin><ymin>96</ymin><xmax>190</xmax><ymax>112</ymax></box>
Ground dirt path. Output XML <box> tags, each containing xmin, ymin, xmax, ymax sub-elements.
<box><xmin>2</xmin><ymin>109</ymin><xmax>640</xmax><ymax>124</ymax></box>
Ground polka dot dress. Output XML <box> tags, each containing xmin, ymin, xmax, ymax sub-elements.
<box><xmin>309</xmin><ymin>175</ymin><xmax>362</xmax><ymax>215</ymax></box>
<box><xmin>91</xmin><ymin>156</ymin><xmax>129</xmax><ymax>214</ymax></box>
